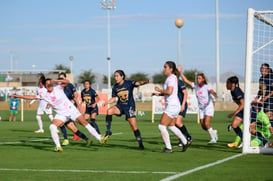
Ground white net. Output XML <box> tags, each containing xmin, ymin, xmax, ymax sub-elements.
<box><xmin>243</xmin><ymin>9</ymin><xmax>273</xmax><ymax>154</ymax></box>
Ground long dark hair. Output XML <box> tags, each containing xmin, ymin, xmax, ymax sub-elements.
<box><xmin>197</xmin><ymin>73</ymin><xmax>208</xmax><ymax>85</ymax></box>
<box><xmin>115</xmin><ymin>70</ymin><xmax>126</xmax><ymax>80</ymax></box>
<box><xmin>165</xmin><ymin>61</ymin><xmax>179</xmax><ymax>78</ymax></box>
<box><xmin>38</xmin><ymin>73</ymin><xmax>46</xmax><ymax>86</ymax></box>
<box><xmin>227</xmin><ymin>76</ymin><xmax>240</xmax><ymax>87</ymax></box>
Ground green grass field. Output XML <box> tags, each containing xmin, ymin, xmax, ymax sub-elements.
<box><xmin>0</xmin><ymin>110</ymin><xmax>273</xmax><ymax>181</ymax></box>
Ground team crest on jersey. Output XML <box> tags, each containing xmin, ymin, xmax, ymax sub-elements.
<box><xmin>117</xmin><ymin>88</ymin><xmax>129</xmax><ymax>103</ymax></box>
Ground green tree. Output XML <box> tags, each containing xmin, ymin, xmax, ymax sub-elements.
<box><xmin>183</xmin><ymin>69</ymin><xmax>202</xmax><ymax>89</ymax></box>
<box><xmin>78</xmin><ymin>70</ymin><xmax>95</xmax><ymax>84</ymax></box>
<box><xmin>53</xmin><ymin>64</ymin><xmax>71</xmax><ymax>73</ymax></box>
<box><xmin>129</xmin><ymin>72</ymin><xmax>148</xmax><ymax>81</ymax></box>
<box><xmin>152</xmin><ymin>72</ymin><xmax>166</xmax><ymax>84</ymax></box>
<box><xmin>103</xmin><ymin>75</ymin><xmax>115</xmax><ymax>86</ymax></box>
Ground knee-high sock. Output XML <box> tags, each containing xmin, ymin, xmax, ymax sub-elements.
<box><xmin>36</xmin><ymin>115</ymin><xmax>43</xmax><ymax>130</ymax></box>
<box><xmin>48</xmin><ymin>114</ymin><xmax>53</xmax><ymax>121</ymax></box>
<box><xmin>60</xmin><ymin>125</ymin><xmax>68</xmax><ymax>139</ymax></box>
<box><xmin>234</xmin><ymin>126</ymin><xmax>243</xmax><ymax>139</ymax></box>
<box><xmin>75</xmin><ymin>130</ymin><xmax>88</xmax><ymax>141</ymax></box>
<box><xmin>256</xmin><ymin>132</ymin><xmax>268</xmax><ymax>145</ymax></box>
<box><xmin>177</xmin><ymin>125</ymin><xmax>191</xmax><ymax>140</ymax></box>
<box><xmin>49</xmin><ymin>124</ymin><xmax>60</xmax><ymax>147</ymax></box>
<box><xmin>158</xmin><ymin>124</ymin><xmax>171</xmax><ymax>149</ymax></box>
<box><xmin>89</xmin><ymin>119</ymin><xmax>100</xmax><ymax>134</ymax></box>
<box><xmin>106</xmin><ymin>115</ymin><xmax>112</xmax><ymax>132</ymax></box>
<box><xmin>133</xmin><ymin>129</ymin><xmax>143</xmax><ymax>146</ymax></box>
<box><xmin>208</xmin><ymin>128</ymin><xmax>217</xmax><ymax>140</ymax></box>
<box><xmin>85</xmin><ymin>124</ymin><xmax>101</xmax><ymax>141</ymax></box>
<box><xmin>168</xmin><ymin>126</ymin><xmax>187</xmax><ymax>145</ymax></box>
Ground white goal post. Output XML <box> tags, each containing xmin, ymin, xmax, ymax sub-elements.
<box><xmin>243</xmin><ymin>8</ymin><xmax>273</xmax><ymax>154</ymax></box>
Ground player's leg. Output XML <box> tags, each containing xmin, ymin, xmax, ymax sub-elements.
<box><xmin>66</xmin><ymin>121</ymin><xmax>92</xmax><ymax>146</ymax></box>
<box><xmin>105</xmin><ymin>105</ymin><xmax>121</xmax><ymax>137</ymax></box>
<box><xmin>127</xmin><ymin>117</ymin><xmax>144</xmax><ymax>150</ymax></box>
<box><xmin>13</xmin><ymin>112</ymin><xmax>17</xmax><ymax>122</ymax></box>
<box><xmin>158</xmin><ymin>113</ymin><xmax>173</xmax><ymax>152</ymax></box>
<box><xmin>90</xmin><ymin>111</ymin><xmax>100</xmax><ymax>135</ymax></box>
<box><xmin>228</xmin><ymin>116</ymin><xmax>243</xmax><ymax>147</ymax></box>
<box><xmin>176</xmin><ymin>114</ymin><xmax>192</xmax><ymax>145</ymax></box>
<box><xmin>49</xmin><ymin>118</ymin><xmax>64</xmax><ymax>152</ymax></box>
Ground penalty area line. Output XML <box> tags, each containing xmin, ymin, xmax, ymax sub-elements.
<box><xmin>0</xmin><ymin>168</ymin><xmax>178</xmax><ymax>175</ymax></box>
<box><xmin>160</xmin><ymin>153</ymin><xmax>244</xmax><ymax>181</ymax></box>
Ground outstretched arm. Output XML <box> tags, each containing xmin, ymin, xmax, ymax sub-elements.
<box><xmin>177</xmin><ymin>65</ymin><xmax>193</xmax><ymax>86</ymax></box>
<box><xmin>135</xmin><ymin>79</ymin><xmax>150</xmax><ymax>87</ymax></box>
<box><xmin>12</xmin><ymin>94</ymin><xmax>38</xmax><ymax>100</ymax></box>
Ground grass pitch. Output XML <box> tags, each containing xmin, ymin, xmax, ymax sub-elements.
<box><xmin>0</xmin><ymin>110</ymin><xmax>272</xmax><ymax>181</ymax></box>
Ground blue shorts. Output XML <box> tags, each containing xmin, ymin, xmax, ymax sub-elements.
<box><xmin>115</xmin><ymin>104</ymin><xmax>136</xmax><ymax>120</ymax></box>
<box><xmin>85</xmin><ymin>106</ymin><xmax>99</xmax><ymax>115</ymax></box>
<box><xmin>235</xmin><ymin>110</ymin><xmax>244</xmax><ymax>119</ymax></box>
<box><xmin>178</xmin><ymin>103</ymin><xmax>188</xmax><ymax>118</ymax></box>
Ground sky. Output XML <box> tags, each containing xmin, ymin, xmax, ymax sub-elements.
<box><xmin>0</xmin><ymin>0</ymin><xmax>272</xmax><ymax>79</ymax></box>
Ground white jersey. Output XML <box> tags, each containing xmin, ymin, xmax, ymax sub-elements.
<box><xmin>164</xmin><ymin>74</ymin><xmax>180</xmax><ymax>108</ymax></box>
<box><xmin>191</xmin><ymin>82</ymin><xmax>213</xmax><ymax>110</ymax></box>
<box><xmin>37</xmin><ymin>85</ymin><xmax>80</xmax><ymax>121</ymax></box>
<box><xmin>36</xmin><ymin>86</ymin><xmax>52</xmax><ymax>115</ymax></box>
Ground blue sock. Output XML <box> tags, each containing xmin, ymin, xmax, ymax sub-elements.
<box><xmin>106</xmin><ymin>115</ymin><xmax>112</xmax><ymax>132</ymax></box>
<box><xmin>60</xmin><ymin>125</ymin><xmax>68</xmax><ymax>139</ymax></box>
<box><xmin>75</xmin><ymin>130</ymin><xmax>88</xmax><ymax>141</ymax></box>
<box><xmin>234</xmin><ymin>126</ymin><xmax>243</xmax><ymax>139</ymax></box>
<box><xmin>89</xmin><ymin>119</ymin><xmax>100</xmax><ymax>134</ymax></box>
<box><xmin>133</xmin><ymin>129</ymin><xmax>143</xmax><ymax>146</ymax></box>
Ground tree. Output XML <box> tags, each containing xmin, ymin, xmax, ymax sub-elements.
<box><xmin>129</xmin><ymin>72</ymin><xmax>149</xmax><ymax>81</ymax></box>
<box><xmin>103</xmin><ymin>75</ymin><xmax>115</xmax><ymax>86</ymax></box>
<box><xmin>152</xmin><ymin>72</ymin><xmax>166</xmax><ymax>84</ymax></box>
<box><xmin>53</xmin><ymin>64</ymin><xmax>70</xmax><ymax>73</ymax></box>
<box><xmin>78</xmin><ymin>70</ymin><xmax>95</xmax><ymax>84</ymax></box>
<box><xmin>183</xmin><ymin>69</ymin><xmax>202</xmax><ymax>89</ymax></box>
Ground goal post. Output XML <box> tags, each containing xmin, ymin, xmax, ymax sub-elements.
<box><xmin>243</xmin><ymin>8</ymin><xmax>273</xmax><ymax>154</ymax></box>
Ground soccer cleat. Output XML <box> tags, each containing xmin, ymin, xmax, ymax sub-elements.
<box><xmin>162</xmin><ymin>147</ymin><xmax>173</xmax><ymax>153</ymax></box>
<box><xmin>101</xmin><ymin>131</ymin><xmax>112</xmax><ymax>145</ymax></box>
<box><xmin>227</xmin><ymin>124</ymin><xmax>232</xmax><ymax>132</ymax></box>
<box><xmin>34</xmin><ymin>129</ymin><xmax>44</xmax><ymax>133</ymax></box>
<box><xmin>62</xmin><ymin>139</ymin><xmax>69</xmax><ymax>146</ymax></box>
<box><xmin>72</xmin><ymin>134</ymin><xmax>81</xmax><ymax>141</ymax></box>
<box><xmin>227</xmin><ymin>142</ymin><xmax>238</xmax><ymax>148</ymax></box>
<box><xmin>208</xmin><ymin>139</ymin><xmax>217</xmax><ymax>144</ymax></box>
<box><xmin>182</xmin><ymin>142</ymin><xmax>191</xmax><ymax>152</ymax></box>
<box><xmin>86</xmin><ymin>139</ymin><xmax>92</xmax><ymax>147</ymax></box>
<box><xmin>238</xmin><ymin>142</ymin><xmax>243</xmax><ymax>148</ymax></box>
<box><xmin>54</xmin><ymin>147</ymin><xmax>63</xmax><ymax>152</ymax></box>
<box><xmin>251</xmin><ymin>138</ymin><xmax>262</xmax><ymax>146</ymax></box>
<box><xmin>138</xmin><ymin>144</ymin><xmax>144</xmax><ymax>150</ymax></box>
<box><xmin>175</xmin><ymin>141</ymin><xmax>182</xmax><ymax>147</ymax></box>
<box><xmin>269</xmin><ymin>142</ymin><xmax>273</xmax><ymax>147</ymax></box>
<box><xmin>214</xmin><ymin>130</ymin><xmax>218</xmax><ymax>141</ymax></box>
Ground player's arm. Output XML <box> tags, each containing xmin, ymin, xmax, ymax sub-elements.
<box><xmin>52</xmin><ymin>79</ymin><xmax>70</xmax><ymax>87</ymax></box>
<box><xmin>154</xmin><ymin>86</ymin><xmax>173</xmax><ymax>96</ymax></box>
<box><xmin>103</xmin><ymin>97</ymin><xmax>117</xmax><ymax>107</ymax></box>
<box><xmin>135</xmin><ymin>79</ymin><xmax>150</xmax><ymax>86</ymax></box>
<box><xmin>91</xmin><ymin>94</ymin><xmax>100</xmax><ymax>108</ymax></box>
<box><xmin>12</xmin><ymin>94</ymin><xmax>38</xmax><ymax>100</ymax></box>
<box><xmin>177</xmin><ymin>65</ymin><xmax>193</xmax><ymax>87</ymax></box>
<box><xmin>209</xmin><ymin>89</ymin><xmax>217</xmax><ymax>99</ymax></box>
<box><xmin>228</xmin><ymin>98</ymin><xmax>244</xmax><ymax>118</ymax></box>
<box><xmin>181</xmin><ymin>89</ymin><xmax>188</xmax><ymax>111</ymax></box>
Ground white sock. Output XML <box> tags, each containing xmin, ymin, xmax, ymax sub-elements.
<box><xmin>158</xmin><ymin>124</ymin><xmax>171</xmax><ymax>149</ymax></box>
<box><xmin>168</xmin><ymin>126</ymin><xmax>187</xmax><ymax>145</ymax></box>
<box><xmin>85</xmin><ymin>124</ymin><xmax>101</xmax><ymax>141</ymax></box>
<box><xmin>48</xmin><ymin>114</ymin><xmax>53</xmax><ymax>121</ymax></box>
<box><xmin>208</xmin><ymin>128</ymin><xmax>216</xmax><ymax>140</ymax></box>
<box><xmin>49</xmin><ymin>124</ymin><xmax>60</xmax><ymax>147</ymax></box>
<box><xmin>36</xmin><ymin>115</ymin><xmax>43</xmax><ymax>130</ymax></box>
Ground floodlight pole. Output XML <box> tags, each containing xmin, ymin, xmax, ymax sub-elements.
<box><xmin>101</xmin><ymin>0</ymin><xmax>116</xmax><ymax>90</ymax></box>
<box><xmin>216</xmin><ymin>0</ymin><xmax>220</xmax><ymax>99</ymax></box>
<box><xmin>175</xmin><ymin>18</ymin><xmax>184</xmax><ymax>66</ymax></box>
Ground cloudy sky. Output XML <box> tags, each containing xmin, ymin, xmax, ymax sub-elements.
<box><xmin>0</xmin><ymin>0</ymin><xmax>272</xmax><ymax>78</ymax></box>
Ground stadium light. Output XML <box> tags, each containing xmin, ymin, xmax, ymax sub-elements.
<box><xmin>101</xmin><ymin>0</ymin><xmax>116</xmax><ymax>90</ymax></box>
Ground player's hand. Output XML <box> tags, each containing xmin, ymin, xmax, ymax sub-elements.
<box><xmin>151</xmin><ymin>92</ymin><xmax>159</xmax><ymax>96</ymax></box>
<box><xmin>228</xmin><ymin>113</ymin><xmax>234</xmax><ymax>118</ymax></box>
<box><xmin>155</xmin><ymin>86</ymin><xmax>160</xmax><ymax>92</ymax></box>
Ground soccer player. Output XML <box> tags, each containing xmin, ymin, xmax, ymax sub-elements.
<box><xmin>13</xmin><ymin>77</ymin><xmax>102</xmax><ymax>152</ymax></box>
<box><xmin>175</xmin><ymin>77</ymin><xmax>192</xmax><ymax>146</ymax></box>
<box><xmin>152</xmin><ymin>61</ymin><xmax>188</xmax><ymax>153</ymax></box>
<box><xmin>32</xmin><ymin>75</ymin><xmax>54</xmax><ymax>133</ymax></box>
<box><xmin>178</xmin><ymin>65</ymin><xmax>218</xmax><ymax>143</ymax></box>
<box><xmin>58</xmin><ymin>72</ymin><xmax>81</xmax><ymax>145</ymax></box>
<box><xmin>101</xmin><ymin>70</ymin><xmax>149</xmax><ymax>150</ymax></box>
<box><xmin>9</xmin><ymin>95</ymin><xmax>19</xmax><ymax>122</ymax></box>
<box><xmin>250</xmin><ymin>103</ymin><xmax>273</xmax><ymax>147</ymax></box>
<box><xmin>226</xmin><ymin>76</ymin><xmax>244</xmax><ymax>148</ymax></box>
<box><xmin>81</xmin><ymin>80</ymin><xmax>101</xmax><ymax>134</ymax></box>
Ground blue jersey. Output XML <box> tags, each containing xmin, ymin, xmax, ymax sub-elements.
<box><xmin>178</xmin><ymin>79</ymin><xmax>187</xmax><ymax>105</ymax></box>
<box><xmin>81</xmin><ymin>88</ymin><xmax>98</xmax><ymax>108</ymax></box>
<box><xmin>9</xmin><ymin>98</ymin><xmax>19</xmax><ymax>110</ymax></box>
<box><xmin>112</xmin><ymin>80</ymin><xmax>136</xmax><ymax>108</ymax></box>
<box><xmin>64</xmin><ymin>83</ymin><xmax>76</xmax><ymax>101</ymax></box>
<box><xmin>231</xmin><ymin>87</ymin><xmax>244</xmax><ymax>105</ymax></box>
<box><xmin>259</xmin><ymin>74</ymin><xmax>273</xmax><ymax>103</ymax></box>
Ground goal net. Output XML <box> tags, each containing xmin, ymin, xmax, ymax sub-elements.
<box><xmin>243</xmin><ymin>8</ymin><xmax>273</xmax><ymax>154</ymax></box>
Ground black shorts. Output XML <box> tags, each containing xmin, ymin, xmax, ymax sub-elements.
<box><xmin>115</xmin><ymin>104</ymin><xmax>136</xmax><ymax>120</ymax></box>
<box><xmin>178</xmin><ymin>103</ymin><xmax>188</xmax><ymax>118</ymax></box>
<box><xmin>85</xmin><ymin>106</ymin><xmax>99</xmax><ymax>115</ymax></box>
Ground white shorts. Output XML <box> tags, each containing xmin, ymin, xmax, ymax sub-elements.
<box><xmin>54</xmin><ymin>105</ymin><xmax>81</xmax><ymax>122</ymax></box>
<box><xmin>164</xmin><ymin>105</ymin><xmax>180</xmax><ymax>119</ymax></box>
<box><xmin>199</xmin><ymin>103</ymin><xmax>214</xmax><ymax>119</ymax></box>
<box><xmin>37</xmin><ymin>101</ymin><xmax>52</xmax><ymax>115</ymax></box>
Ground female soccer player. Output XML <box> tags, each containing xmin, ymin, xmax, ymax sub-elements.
<box><xmin>178</xmin><ymin>65</ymin><xmax>218</xmax><ymax>143</ymax></box>
<box><xmin>13</xmin><ymin>78</ymin><xmax>102</xmax><ymax>152</ymax></box>
<box><xmin>175</xmin><ymin>78</ymin><xmax>192</xmax><ymax>146</ymax></box>
<box><xmin>81</xmin><ymin>80</ymin><xmax>101</xmax><ymax>134</ymax></box>
<box><xmin>152</xmin><ymin>61</ymin><xmax>188</xmax><ymax>153</ymax></box>
<box><xmin>102</xmin><ymin>70</ymin><xmax>149</xmax><ymax>150</ymax></box>
<box><xmin>32</xmin><ymin>75</ymin><xmax>53</xmax><ymax>133</ymax></box>
<box><xmin>226</xmin><ymin>76</ymin><xmax>244</xmax><ymax>148</ymax></box>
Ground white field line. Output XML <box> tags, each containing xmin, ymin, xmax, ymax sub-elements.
<box><xmin>160</xmin><ymin>153</ymin><xmax>244</xmax><ymax>181</ymax></box>
<box><xmin>0</xmin><ymin>168</ymin><xmax>177</xmax><ymax>175</ymax></box>
<box><xmin>0</xmin><ymin>132</ymin><xmax>123</xmax><ymax>145</ymax></box>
